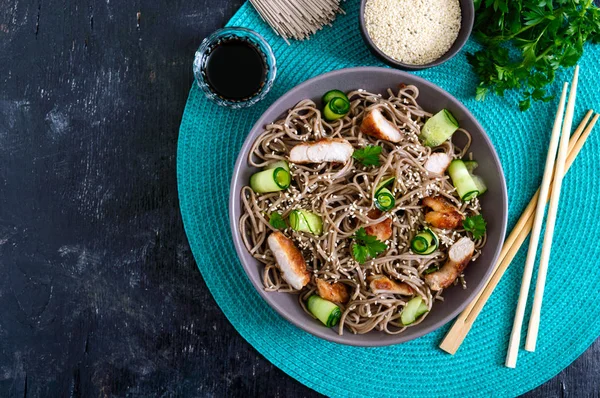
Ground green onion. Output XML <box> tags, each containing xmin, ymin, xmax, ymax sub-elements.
<box><xmin>400</xmin><ymin>296</ymin><xmax>429</xmax><ymax>326</ymax></box>
<box><xmin>322</xmin><ymin>89</ymin><xmax>349</xmax><ymax>105</ymax></box>
<box><xmin>250</xmin><ymin>167</ymin><xmax>291</xmax><ymax>193</ymax></box>
<box><xmin>375</xmin><ymin>187</ymin><xmax>395</xmax><ymax>211</ymax></box>
<box><xmin>410</xmin><ymin>229</ymin><xmax>438</xmax><ymax>255</ymax></box>
<box><xmin>307</xmin><ymin>295</ymin><xmax>341</xmax><ymax>327</ymax></box>
<box><xmin>323</xmin><ymin>97</ymin><xmax>350</xmax><ymax>121</ymax></box>
<box><xmin>419</xmin><ymin>109</ymin><xmax>459</xmax><ymax>147</ymax></box>
<box><xmin>289</xmin><ymin>209</ymin><xmax>323</xmax><ymax>236</ymax></box>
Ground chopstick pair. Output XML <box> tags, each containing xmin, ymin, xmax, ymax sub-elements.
<box><xmin>439</xmin><ymin>66</ymin><xmax>599</xmax><ymax>358</ymax></box>
<box><xmin>505</xmin><ymin>66</ymin><xmax>579</xmax><ymax>368</ymax></box>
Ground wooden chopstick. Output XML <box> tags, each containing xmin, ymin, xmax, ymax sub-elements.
<box><xmin>504</xmin><ymin>72</ymin><xmax>577</xmax><ymax>368</ymax></box>
<box><xmin>439</xmin><ymin>109</ymin><xmax>598</xmax><ymax>355</ymax></box>
<box><xmin>524</xmin><ymin>68</ymin><xmax>580</xmax><ymax>352</ymax></box>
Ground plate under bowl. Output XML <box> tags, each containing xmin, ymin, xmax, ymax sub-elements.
<box><xmin>229</xmin><ymin>67</ymin><xmax>507</xmax><ymax>346</ymax></box>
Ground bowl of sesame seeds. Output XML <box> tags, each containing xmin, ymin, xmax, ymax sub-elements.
<box><xmin>359</xmin><ymin>0</ymin><xmax>474</xmax><ymax>70</ymax></box>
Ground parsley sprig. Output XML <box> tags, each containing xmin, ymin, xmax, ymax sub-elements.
<box><xmin>269</xmin><ymin>212</ymin><xmax>287</xmax><ymax>230</ymax></box>
<box><xmin>352</xmin><ymin>145</ymin><xmax>382</xmax><ymax>167</ymax></box>
<box><xmin>351</xmin><ymin>227</ymin><xmax>387</xmax><ymax>264</ymax></box>
<box><xmin>463</xmin><ymin>215</ymin><xmax>487</xmax><ymax>239</ymax></box>
<box><xmin>469</xmin><ymin>0</ymin><xmax>600</xmax><ymax>110</ymax></box>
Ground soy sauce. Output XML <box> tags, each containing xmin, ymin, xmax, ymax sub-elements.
<box><xmin>203</xmin><ymin>38</ymin><xmax>267</xmax><ymax>101</ymax></box>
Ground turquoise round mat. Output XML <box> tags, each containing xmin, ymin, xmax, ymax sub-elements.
<box><xmin>177</xmin><ymin>1</ymin><xmax>600</xmax><ymax>396</ymax></box>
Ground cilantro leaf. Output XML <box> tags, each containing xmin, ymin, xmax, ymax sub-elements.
<box><xmin>352</xmin><ymin>244</ymin><xmax>369</xmax><ymax>264</ymax></box>
<box><xmin>269</xmin><ymin>212</ymin><xmax>287</xmax><ymax>230</ymax></box>
<box><xmin>351</xmin><ymin>227</ymin><xmax>388</xmax><ymax>263</ymax></box>
<box><xmin>463</xmin><ymin>215</ymin><xmax>487</xmax><ymax>239</ymax></box>
<box><xmin>352</xmin><ymin>145</ymin><xmax>382</xmax><ymax>167</ymax></box>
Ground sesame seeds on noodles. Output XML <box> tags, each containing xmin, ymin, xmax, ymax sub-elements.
<box><xmin>239</xmin><ymin>86</ymin><xmax>485</xmax><ymax>335</ymax></box>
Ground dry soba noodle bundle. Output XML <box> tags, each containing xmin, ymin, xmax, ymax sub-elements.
<box><xmin>240</xmin><ymin>85</ymin><xmax>487</xmax><ymax>335</ymax></box>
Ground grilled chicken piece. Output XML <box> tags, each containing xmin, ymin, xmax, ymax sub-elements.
<box><xmin>422</xmin><ymin>196</ymin><xmax>464</xmax><ymax>229</ymax></box>
<box><xmin>424</xmin><ymin>152</ymin><xmax>452</xmax><ymax>175</ymax></box>
<box><xmin>315</xmin><ymin>278</ymin><xmax>350</xmax><ymax>303</ymax></box>
<box><xmin>424</xmin><ymin>237</ymin><xmax>475</xmax><ymax>291</ymax></box>
<box><xmin>267</xmin><ymin>231</ymin><xmax>310</xmax><ymax>290</ymax></box>
<box><xmin>364</xmin><ymin>209</ymin><xmax>393</xmax><ymax>242</ymax></box>
<box><xmin>289</xmin><ymin>138</ymin><xmax>353</xmax><ymax>164</ymax></box>
<box><xmin>368</xmin><ymin>275</ymin><xmax>414</xmax><ymax>296</ymax></box>
<box><xmin>360</xmin><ymin>108</ymin><xmax>402</xmax><ymax>143</ymax></box>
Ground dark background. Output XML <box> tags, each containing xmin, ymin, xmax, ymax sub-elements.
<box><xmin>0</xmin><ymin>0</ymin><xmax>598</xmax><ymax>396</ymax></box>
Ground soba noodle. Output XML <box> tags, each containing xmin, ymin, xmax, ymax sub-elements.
<box><xmin>239</xmin><ymin>86</ymin><xmax>485</xmax><ymax>335</ymax></box>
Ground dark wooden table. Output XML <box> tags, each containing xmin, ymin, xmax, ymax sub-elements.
<box><xmin>0</xmin><ymin>1</ymin><xmax>598</xmax><ymax>396</ymax></box>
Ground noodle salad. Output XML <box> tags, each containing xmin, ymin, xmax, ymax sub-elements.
<box><xmin>239</xmin><ymin>86</ymin><xmax>488</xmax><ymax>335</ymax></box>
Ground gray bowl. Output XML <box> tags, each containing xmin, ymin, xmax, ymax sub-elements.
<box><xmin>229</xmin><ymin>67</ymin><xmax>507</xmax><ymax>346</ymax></box>
<box><xmin>359</xmin><ymin>0</ymin><xmax>474</xmax><ymax>70</ymax></box>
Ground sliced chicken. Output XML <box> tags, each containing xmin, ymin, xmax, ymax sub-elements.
<box><xmin>422</xmin><ymin>195</ymin><xmax>464</xmax><ymax>230</ymax></box>
<box><xmin>289</xmin><ymin>138</ymin><xmax>353</xmax><ymax>164</ymax></box>
<box><xmin>424</xmin><ymin>237</ymin><xmax>475</xmax><ymax>291</ymax></box>
<box><xmin>368</xmin><ymin>275</ymin><xmax>414</xmax><ymax>296</ymax></box>
<box><xmin>267</xmin><ymin>231</ymin><xmax>310</xmax><ymax>290</ymax></box>
<box><xmin>424</xmin><ymin>152</ymin><xmax>452</xmax><ymax>175</ymax></box>
<box><xmin>364</xmin><ymin>209</ymin><xmax>393</xmax><ymax>242</ymax></box>
<box><xmin>360</xmin><ymin>108</ymin><xmax>402</xmax><ymax>143</ymax></box>
<box><xmin>315</xmin><ymin>278</ymin><xmax>350</xmax><ymax>304</ymax></box>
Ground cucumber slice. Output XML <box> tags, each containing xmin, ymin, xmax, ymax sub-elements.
<box><xmin>307</xmin><ymin>295</ymin><xmax>341</xmax><ymax>327</ymax></box>
<box><xmin>410</xmin><ymin>236</ymin><xmax>429</xmax><ymax>253</ymax></box>
<box><xmin>322</xmin><ymin>89</ymin><xmax>349</xmax><ymax>105</ymax></box>
<box><xmin>323</xmin><ymin>97</ymin><xmax>350</xmax><ymax>121</ymax></box>
<box><xmin>448</xmin><ymin>160</ymin><xmax>479</xmax><ymax>201</ymax></box>
<box><xmin>289</xmin><ymin>209</ymin><xmax>323</xmax><ymax>235</ymax></box>
<box><xmin>415</xmin><ymin>302</ymin><xmax>429</xmax><ymax>318</ymax></box>
<box><xmin>401</xmin><ymin>296</ymin><xmax>425</xmax><ymax>326</ymax></box>
<box><xmin>410</xmin><ymin>228</ymin><xmax>438</xmax><ymax>254</ymax></box>
<box><xmin>419</xmin><ymin>109</ymin><xmax>459</xmax><ymax>147</ymax></box>
<box><xmin>375</xmin><ymin>176</ymin><xmax>395</xmax><ymax>195</ymax></box>
<box><xmin>375</xmin><ymin>187</ymin><xmax>395</xmax><ymax>211</ymax></box>
<box><xmin>472</xmin><ymin>175</ymin><xmax>488</xmax><ymax>195</ymax></box>
<box><xmin>250</xmin><ymin>167</ymin><xmax>291</xmax><ymax>193</ymax></box>
<box><xmin>265</xmin><ymin>160</ymin><xmax>290</xmax><ymax>173</ymax></box>
<box><xmin>463</xmin><ymin>160</ymin><xmax>478</xmax><ymax>174</ymax></box>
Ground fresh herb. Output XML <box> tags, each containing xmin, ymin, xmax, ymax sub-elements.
<box><xmin>469</xmin><ymin>0</ymin><xmax>600</xmax><ymax>110</ymax></box>
<box><xmin>269</xmin><ymin>212</ymin><xmax>287</xmax><ymax>230</ymax></box>
<box><xmin>352</xmin><ymin>145</ymin><xmax>382</xmax><ymax>167</ymax></box>
<box><xmin>463</xmin><ymin>214</ymin><xmax>487</xmax><ymax>239</ymax></box>
<box><xmin>351</xmin><ymin>227</ymin><xmax>388</xmax><ymax>263</ymax></box>
<box><xmin>424</xmin><ymin>266</ymin><xmax>439</xmax><ymax>274</ymax></box>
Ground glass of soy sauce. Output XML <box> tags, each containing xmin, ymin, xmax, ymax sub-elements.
<box><xmin>193</xmin><ymin>27</ymin><xmax>277</xmax><ymax>109</ymax></box>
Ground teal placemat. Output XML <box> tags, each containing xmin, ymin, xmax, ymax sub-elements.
<box><xmin>177</xmin><ymin>1</ymin><xmax>600</xmax><ymax>396</ymax></box>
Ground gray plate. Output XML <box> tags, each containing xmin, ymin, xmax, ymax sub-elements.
<box><xmin>229</xmin><ymin>67</ymin><xmax>508</xmax><ymax>346</ymax></box>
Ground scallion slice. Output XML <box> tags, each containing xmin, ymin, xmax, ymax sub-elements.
<box><xmin>375</xmin><ymin>187</ymin><xmax>395</xmax><ymax>211</ymax></box>
<box><xmin>307</xmin><ymin>295</ymin><xmax>341</xmax><ymax>327</ymax></box>
<box><xmin>289</xmin><ymin>209</ymin><xmax>323</xmax><ymax>235</ymax></box>
<box><xmin>323</xmin><ymin>97</ymin><xmax>350</xmax><ymax>121</ymax></box>
<box><xmin>249</xmin><ymin>167</ymin><xmax>291</xmax><ymax>193</ymax></box>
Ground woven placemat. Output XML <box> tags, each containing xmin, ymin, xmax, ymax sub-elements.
<box><xmin>177</xmin><ymin>1</ymin><xmax>600</xmax><ymax>396</ymax></box>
